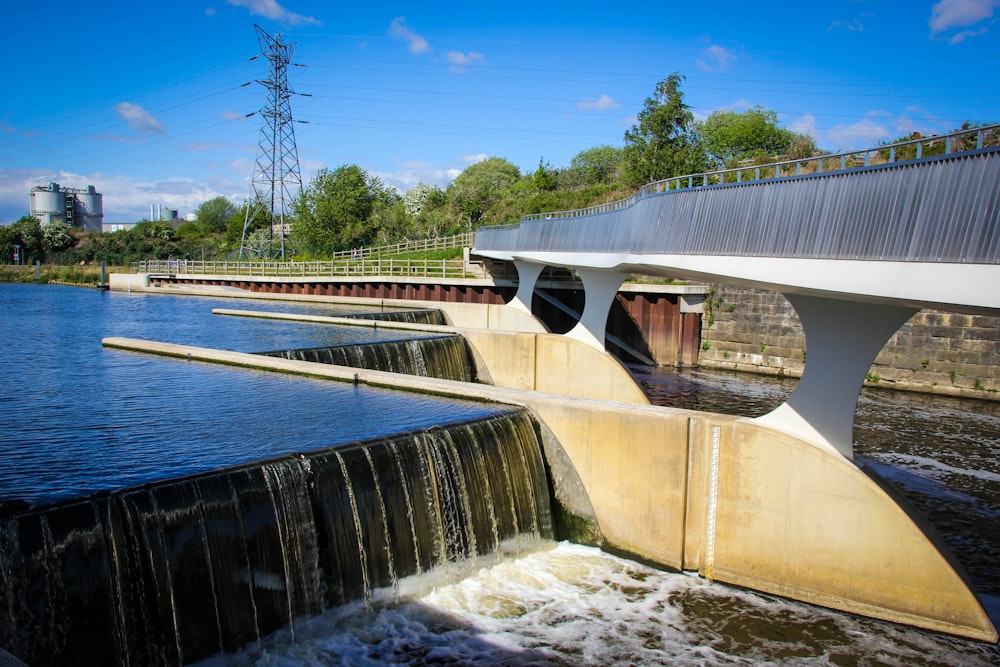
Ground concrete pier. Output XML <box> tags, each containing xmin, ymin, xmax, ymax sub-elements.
<box><xmin>102</xmin><ymin>328</ymin><xmax>997</xmax><ymax>642</ymax></box>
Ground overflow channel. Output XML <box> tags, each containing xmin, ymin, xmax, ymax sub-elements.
<box><xmin>0</xmin><ymin>411</ymin><xmax>553</xmax><ymax>665</ymax></box>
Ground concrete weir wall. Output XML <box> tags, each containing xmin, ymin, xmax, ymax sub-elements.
<box><xmin>102</xmin><ymin>323</ymin><xmax>996</xmax><ymax>641</ymax></box>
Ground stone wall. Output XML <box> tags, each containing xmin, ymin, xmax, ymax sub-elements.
<box><xmin>700</xmin><ymin>284</ymin><xmax>1000</xmax><ymax>400</ymax></box>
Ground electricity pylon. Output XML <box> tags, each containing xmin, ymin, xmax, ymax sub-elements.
<box><xmin>239</xmin><ymin>24</ymin><xmax>305</xmax><ymax>260</ymax></box>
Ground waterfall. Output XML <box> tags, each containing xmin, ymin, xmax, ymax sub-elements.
<box><xmin>258</xmin><ymin>335</ymin><xmax>476</xmax><ymax>383</ymax></box>
<box><xmin>342</xmin><ymin>309</ymin><xmax>446</xmax><ymax>326</ymax></box>
<box><xmin>0</xmin><ymin>411</ymin><xmax>553</xmax><ymax>666</ymax></box>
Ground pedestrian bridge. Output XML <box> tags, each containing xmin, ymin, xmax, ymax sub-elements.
<box><xmin>473</xmin><ymin>125</ymin><xmax>1000</xmax><ymax>460</ymax></box>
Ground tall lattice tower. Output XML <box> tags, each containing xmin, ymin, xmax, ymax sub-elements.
<box><xmin>240</xmin><ymin>24</ymin><xmax>304</xmax><ymax>259</ymax></box>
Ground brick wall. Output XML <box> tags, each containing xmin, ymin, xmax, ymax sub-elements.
<box><xmin>700</xmin><ymin>284</ymin><xmax>1000</xmax><ymax>400</ymax></box>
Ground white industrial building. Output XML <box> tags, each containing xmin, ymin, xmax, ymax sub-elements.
<box><xmin>29</xmin><ymin>182</ymin><xmax>103</xmax><ymax>232</ymax></box>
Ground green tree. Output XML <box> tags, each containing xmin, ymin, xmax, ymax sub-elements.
<box><xmin>447</xmin><ymin>157</ymin><xmax>522</xmax><ymax>227</ymax></box>
<box><xmin>621</xmin><ymin>73</ymin><xmax>708</xmax><ymax>186</ymax></box>
<box><xmin>10</xmin><ymin>216</ymin><xmax>44</xmax><ymax>261</ymax></box>
<box><xmin>225</xmin><ymin>197</ymin><xmax>268</xmax><ymax>249</ymax></box>
<box><xmin>532</xmin><ymin>158</ymin><xmax>557</xmax><ymax>191</ymax></box>
<box><xmin>698</xmin><ymin>106</ymin><xmax>802</xmax><ymax>167</ymax></box>
<box><xmin>292</xmin><ymin>165</ymin><xmax>400</xmax><ymax>251</ymax></box>
<box><xmin>193</xmin><ymin>196</ymin><xmax>238</xmax><ymax>233</ymax></box>
<box><xmin>0</xmin><ymin>224</ymin><xmax>17</xmax><ymax>263</ymax></box>
<box><xmin>402</xmin><ymin>183</ymin><xmax>445</xmax><ymax>217</ymax></box>
<box><xmin>566</xmin><ymin>145</ymin><xmax>623</xmax><ymax>186</ymax></box>
<box><xmin>42</xmin><ymin>221</ymin><xmax>75</xmax><ymax>252</ymax></box>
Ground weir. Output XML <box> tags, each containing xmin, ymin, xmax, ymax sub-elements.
<box><xmin>97</xmin><ymin>329</ymin><xmax>998</xmax><ymax>645</ymax></box>
<box><xmin>0</xmin><ymin>411</ymin><xmax>553</xmax><ymax>665</ymax></box>
<box><xmin>257</xmin><ymin>335</ymin><xmax>477</xmax><ymax>382</ymax></box>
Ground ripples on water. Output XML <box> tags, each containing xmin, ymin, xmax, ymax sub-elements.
<box><xmin>3</xmin><ymin>285</ymin><xmax>999</xmax><ymax>664</ymax></box>
<box><xmin>0</xmin><ymin>285</ymin><xmax>498</xmax><ymax>506</ymax></box>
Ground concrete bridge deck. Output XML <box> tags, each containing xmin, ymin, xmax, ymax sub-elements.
<box><xmin>473</xmin><ymin>126</ymin><xmax>1000</xmax><ymax>460</ymax></box>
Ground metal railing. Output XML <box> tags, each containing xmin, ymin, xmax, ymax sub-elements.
<box><xmin>513</xmin><ymin>123</ymin><xmax>1000</xmax><ymax>225</ymax></box>
<box><xmin>135</xmin><ymin>257</ymin><xmax>476</xmax><ymax>279</ymax></box>
<box><xmin>131</xmin><ymin>233</ymin><xmax>478</xmax><ymax>278</ymax></box>
<box><xmin>324</xmin><ymin>232</ymin><xmax>474</xmax><ymax>261</ymax></box>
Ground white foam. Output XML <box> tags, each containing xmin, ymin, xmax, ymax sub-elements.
<box><xmin>195</xmin><ymin>542</ymin><xmax>998</xmax><ymax>666</ymax></box>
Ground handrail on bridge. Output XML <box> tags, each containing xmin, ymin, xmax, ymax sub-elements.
<box><xmin>507</xmin><ymin>123</ymin><xmax>1000</xmax><ymax>227</ymax></box>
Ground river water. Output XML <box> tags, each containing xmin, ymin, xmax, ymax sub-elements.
<box><xmin>2</xmin><ymin>284</ymin><xmax>998</xmax><ymax>665</ymax></box>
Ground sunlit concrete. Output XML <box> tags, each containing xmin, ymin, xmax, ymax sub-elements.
<box><xmin>563</xmin><ymin>268</ymin><xmax>628</xmax><ymax>350</ymax></box>
<box><xmin>101</xmin><ymin>336</ymin><xmax>999</xmax><ymax>642</ymax></box>
<box><xmin>754</xmin><ymin>295</ymin><xmax>919</xmax><ymax>458</ymax></box>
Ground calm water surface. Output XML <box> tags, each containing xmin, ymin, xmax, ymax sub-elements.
<box><xmin>0</xmin><ymin>284</ymin><xmax>499</xmax><ymax>506</ymax></box>
<box><xmin>2</xmin><ymin>283</ymin><xmax>998</xmax><ymax>665</ymax></box>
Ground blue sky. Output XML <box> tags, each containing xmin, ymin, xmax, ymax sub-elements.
<box><xmin>1</xmin><ymin>0</ymin><xmax>998</xmax><ymax>223</ymax></box>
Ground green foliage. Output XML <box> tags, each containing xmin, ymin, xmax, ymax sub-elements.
<box><xmin>42</xmin><ymin>221</ymin><xmax>75</xmax><ymax>252</ymax></box>
<box><xmin>193</xmin><ymin>196</ymin><xmax>238</xmax><ymax>233</ymax></box>
<box><xmin>446</xmin><ymin>157</ymin><xmax>522</xmax><ymax>227</ymax></box>
<box><xmin>292</xmin><ymin>165</ymin><xmax>401</xmax><ymax>251</ymax></box>
<box><xmin>621</xmin><ymin>73</ymin><xmax>708</xmax><ymax>186</ymax></box>
<box><xmin>698</xmin><ymin>106</ymin><xmax>801</xmax><ymax>167</ymax></box>
<box><xmin>402</xmin><ymin>183</ymin><xmax>445</xmax><ymax>217</ymax></box>
<box><xmin>565</xmin><ymin>145</ymin><xmax>623</xmax><ymax>186</ymax></box>
<box><xmin>531</xmin><ymin>158</ymin><xmax>557</xmax><ymax>191</ymax></box>
<box><xmin>10</xmin><ymin>216</ymin><xmax>44</xmax><ymax>260</ymax></box>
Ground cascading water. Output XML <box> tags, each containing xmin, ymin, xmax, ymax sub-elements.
<box><xmin>257</xmin><ymin>335</ymin><xmax>476</xmax><ymax>383</ymax></box>
<box><xmin>0</xmin><ymin>411</ymin><xmax>553</xmax><ymax>666</ymax></box>
<box><xmin>342</xmin><ymin>309</ymin><xmax>446</xmax><ymax>326</ymax></box>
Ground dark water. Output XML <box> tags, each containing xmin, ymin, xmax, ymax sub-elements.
<box><xmin>0</xmin><ymin>284</ymin><xmax>499</xmax><ymax>507</ymax></box>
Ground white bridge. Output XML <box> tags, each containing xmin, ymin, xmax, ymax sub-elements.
<box><xmin>473</xmin><ymin>125</ymin><xmax>1000</xmax><ymax>460</ymax></box>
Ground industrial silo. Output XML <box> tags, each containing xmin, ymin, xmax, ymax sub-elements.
<box><xmin>74</xmin><ymin>185</ymin><xmax>104</xmax><ymax>232</ymax></box>
<box><xmin>30</xmin><ymin>183</ymin><xmax>67</xmax><ymax>226</ymax></box>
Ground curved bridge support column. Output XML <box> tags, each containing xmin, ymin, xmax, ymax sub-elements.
<box><xmin>755</xmin><ymin>294</ymin><xmax>918</xmax><ymax>459</ymax></box>
<box><xmin>566</xmin><ymin>268</ymin><xmax>628</xmax><ymax>351</ymax></box>
<box><xmin>511</xmin><ymin>260</ymin><xmax>545</xmax><ymax>313</ymax></box>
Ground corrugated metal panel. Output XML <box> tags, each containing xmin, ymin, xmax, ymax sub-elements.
<box><xmin>474</xmin><ymin>149</ymin><xmax>1000</xmax><ymax>264</ymax></box>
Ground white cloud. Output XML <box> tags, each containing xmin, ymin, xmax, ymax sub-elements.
<box><xmin>221</xmin><ymin>110</ymin><xmax>252</xmax><ymax>121</ymax></box>
<box><xmin>945</xmin><ymin>26</ymin><xmax>990</xmax><ymax>42</ymax></box>
<box><xmin>114</xmin><ymin>102</ymin><xmax>166</xmax><ymax>136</ymax></box>
<box><xmin>225</xmin><ymin>0</ymin><xmax>320</xmax><ymax>26</ymax></box>
<box><xmin>204</xmin><ymin>7</ymin><xmax>217</xmax><ymax>16</ymax></box>
<box><xmin>578</xmin><ymin>95</ymin><xmax>622</xmax><ymax>111</ymax></box>
<box><xmin>696</xmin><ymin>44</ymin><xmax>736</xmax><ymax>72</ymax></box>
<box><xmin>445</xmin><ymin>50</ymin><xmax>484</xmax><ymax>74</ymax></box>
<box><xmin>459</xmin><ymin>153</ymin><xmax>489</xmax><ymax>166</ymax></box>
<box><xmin>0</xmin><ymin>167</ymin><xmax>248</xmax><ymax>224</ymax></box>
<box><xmin>829</xmin><ymin>18</ymin><xmax>866</xmax><ymax>32</ymax></box>
<box><xmin>788</xmin><ymin>113</ymin><xmax>822</xmax><ymax>144</ymax></box>
<box><xmin>825</xmin><ymin>116</ymin><xmax>893</xmax><ymax>151</ymax></box>
<box><xmin>388</xmin><ymin>17</ymin><xmax>431</xmax><ymax>54</ymax></box>
<box><xmin>929</xmin><ymin>0</ymin><xmax>998</xmax><ymax>41</ymax></box>
<box><xmin>446</xmin><ymin>51</ymin><xmax>483</xmax><ymax>66</ymax></box>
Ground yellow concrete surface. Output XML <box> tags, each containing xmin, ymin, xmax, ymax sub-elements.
<box><xmin>100</xmin><ymin>336</ymin><xmax>997</xmax><ymax>642</ymax></box>
<box><xmin>209</xmin><ymin>308</ymin><xmax>650</xmax><ymax>405</ymax></box>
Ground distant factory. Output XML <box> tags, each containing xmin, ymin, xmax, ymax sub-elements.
<box><xmin>29</xmin><ymin>182</ymin><xmax>103</xmax><ymax>232</ymax></box>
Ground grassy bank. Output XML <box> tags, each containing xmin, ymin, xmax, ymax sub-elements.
<box><xmin>0</xmin><ymin>264</ymin><xmax>126</xmax><ymax>286</ymax></box>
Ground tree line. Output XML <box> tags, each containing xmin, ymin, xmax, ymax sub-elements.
<box><xmin>3</xmin><ymin>73</ymin><xmax>984</xmax><ymax>266</ymax></box>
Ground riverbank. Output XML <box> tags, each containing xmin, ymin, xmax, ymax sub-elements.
<box><xmin>0</xmin><ymin>264</ymin><xmax>123</xmax><ymax>286</ymax></box>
